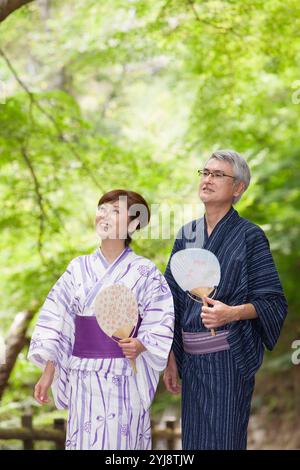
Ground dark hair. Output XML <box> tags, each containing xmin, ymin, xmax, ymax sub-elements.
<box><xmin>97</xmin><ymin>189</ymin><xmax>151</xmax><ymax>246</ymax></box>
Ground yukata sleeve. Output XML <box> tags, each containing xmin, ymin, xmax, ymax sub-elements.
<box><xmin>247</xmin><ymin>229</ymin><xmax>288</xmax><ymax>351</ymax></box>
<box><xmin>164</xmin><ymin>230</ymin><xmax>185</xmax><ymax>376</ymax></box>
<box><xmin>27</xmin><ymin>259</ymin><xmax>77</xmax><ymax>409</ymax></box>
<box><xmin>136</xmin><ymin>265</ymin><xmax>174</xmax><ymax>372</ymax></box>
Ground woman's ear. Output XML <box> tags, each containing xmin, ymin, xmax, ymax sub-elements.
<box><xmin>128</xmin><ymin>218</ymin><xmax>140</xmax><ymax>235</ymax></box>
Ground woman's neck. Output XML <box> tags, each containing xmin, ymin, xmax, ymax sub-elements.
<box><xmin>100</xmin><ymin>239</ymin><xmax>127</xmax><ymax>264</ymax></box>
<box><xmin>205</xmin><ymin>204</ymin><xmax>232</xmax><ymax>236</ymax></box>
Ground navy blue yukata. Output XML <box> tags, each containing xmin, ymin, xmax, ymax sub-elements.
<box><xmin>164</xmin><ymin>207</ymin><xmax>288</xmax><ymax>450</ymax></box>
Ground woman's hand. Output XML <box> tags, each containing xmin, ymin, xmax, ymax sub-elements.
<box><xmin>34</xmin><ymin>361</ymin><xmax>55</xmax><ymax>405</ymax></box>
<box><xmin>163</xmin><ymin>351</ymin><xmax>181</xmax><ymax>395</ymax></box>
<box><xmin>118</xmin><ymin>338</ymin><xmax>146</xmax><ymax>360</ymax></box>
<box><xmin>201</xmin><ymin>297</ymin><xmax>236</xmax><ymax>329</ymax></box>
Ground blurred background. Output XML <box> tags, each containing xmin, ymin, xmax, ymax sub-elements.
<box><xmin>0</xmin><ymin>0</ymin><xmax>299</xmax><ymax>450</ymax></box>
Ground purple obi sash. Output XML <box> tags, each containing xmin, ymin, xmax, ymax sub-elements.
<box><xmin>72</xmin><ymin>315</ymin><xmax>141</xmax><ymax>359</ymax></box>
<box><xmin>182</xmin><ymin>330</ymin><xmax>230</xmax><ymax>355</ymax></box>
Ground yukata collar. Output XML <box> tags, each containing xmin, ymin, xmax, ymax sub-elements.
<box><xmin>204</xmin><ymin>206</ymin><xmax>237</xmax><ymax>235</ymax></box>
<box><xmin>203</xmin><ymin>206</ymin><xmax>239</xmax><ymax>249</ymax></box>
<box><xmin>96</xmin><ymin>245</ymin><xmax>133</xmax><ymax>269</ymax></box>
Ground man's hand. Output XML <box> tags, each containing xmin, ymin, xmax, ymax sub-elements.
<box><xmin>118</xmin><ymin>338</ymin><xmax>146</xmax><ymax>360</ymax></box>
<box><xmin>163</xmin><ymin>351</ymin><xmax>181</xmax><ymax>395</ymax></box>
<box><xmin>201</xmin><ymin>297</ymin><xmax>236</xmax><ymax>329</ymax></box>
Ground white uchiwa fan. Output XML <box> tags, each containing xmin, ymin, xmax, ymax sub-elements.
<box><xmin>170</xmin><ymin>248</ymin><xmax>221</xmax><ymax>336</ymax></box>
<box><xmin>94</xmin><ymin>284</ymin><xmax>139</xmax><ymax>373</ymax></box>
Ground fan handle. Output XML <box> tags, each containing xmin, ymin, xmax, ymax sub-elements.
<box><xmin>114</xmin><ymin>324</ymin><xmax>138</xmax><ymax>374</ymax></box>
<box><xmin>130</xmin><ymin>359</ymin><xmax>137</xmax><ymax>374</ymax></box>
<box><xmin>189</xmin><ymin>287</ymin><xmax>216</xmax><ymax>336</ymax></box>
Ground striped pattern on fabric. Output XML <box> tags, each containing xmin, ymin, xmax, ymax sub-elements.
<box><xmin>182</xmin><ymin>330</ymin><xmax>229</xmax><ymax>354</ymax></box>
<box><xmin>28</xmin><ymin>248</ymin><xmax>174</xmax><ymax>449</ymax></box>
<box><xmin>182</xmin><ymin>349</ymin><xmax>254</xmax><ymax>450</ymax></box>
<box><xmin>165</xmin><ymin>207</ymin><xmax>288</xmax><ymax>449</ymax></box>
<box><xmin>66</xmin><ymin>369</ymin><xmax>151</xmax><ymax>450</ymax></box>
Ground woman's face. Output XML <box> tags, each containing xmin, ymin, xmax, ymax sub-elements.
<box><xmin>95</xmin><ymin>199</ymin><xmax>130</xmax><ymax>241</ymax></box>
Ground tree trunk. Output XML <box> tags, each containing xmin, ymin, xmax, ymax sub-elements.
<box><xmin>0</xmin><ymin>310</ymin><xmax>34</xmax><ymax>400</ymax></box>
<box><xmin>0</xmin><ymin>0</ymin><xmax>34</xmax><ymax>22</ymax></box>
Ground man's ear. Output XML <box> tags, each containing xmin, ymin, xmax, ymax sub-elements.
<box><xmin>128</xmin><ymin>218</ymin><xmax>140</xmax><ymax>235</ymax></box>
<box><xmin>233</xmin><ymin>181</ymin><xmax>245</xmax><ymax>198</ymax></box>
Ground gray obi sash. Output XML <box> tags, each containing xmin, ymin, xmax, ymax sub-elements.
<box><xmin>182</xmin><ymin>330</ymin><xmax>230</xmax><ymax>354</ymax></box>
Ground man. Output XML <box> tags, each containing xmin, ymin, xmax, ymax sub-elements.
<box><xmin>163</xmin><ymin>149</ymin><xmax>287</xmax><ymax>450</ymax></box>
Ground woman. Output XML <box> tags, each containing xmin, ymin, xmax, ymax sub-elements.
<box><xmin>28</xmin><ymin>189</ymin><xmax>174</xmax><ymax>450</ymax></box>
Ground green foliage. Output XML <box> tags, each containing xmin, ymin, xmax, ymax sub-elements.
<box><xmin>0</xmin><ymin>0</ymin><xmax>299</xmax><ymax>448</ymax></box>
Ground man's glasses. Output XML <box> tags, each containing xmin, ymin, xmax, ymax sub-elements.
<box><xmin>197</xmin><ymin>169</ymin><xmax>235</xmax><ymax>180</ymax></box>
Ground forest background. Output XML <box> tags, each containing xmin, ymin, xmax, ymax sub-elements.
<box><xmin>0</xmin><ymin>0</ymin><xmax>299</xmax><ymax>449</ymax></box>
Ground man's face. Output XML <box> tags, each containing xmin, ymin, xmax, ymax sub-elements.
<box><xmin>199</xmin><ymin>158</ymin><xmax>244</xmax><ymax>206</ymax></box>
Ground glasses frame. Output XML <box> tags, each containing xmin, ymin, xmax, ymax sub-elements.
<box><xmin>197</xmin><ymin>169</ymin><xmax>236</xmax><ymax>180</ymax></box>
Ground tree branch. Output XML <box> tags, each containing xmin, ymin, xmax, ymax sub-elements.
<box><xmin>0</xmin><ymin>49</ymin><xmax>89</xmax><ymax>258</ymax></box>
<box><xmin>187</xmin><ymin>0</ymin><xmax>242</xmax><ymax>38</ymax></box>
<box><xmin>101</xmin><ymin>65</ymin><xmax>127</xmax><ymax>119</ymax></box>
<box><xmin>20</xmin><ymin>145</ymin><xmax>47</xmax><ymax>261</ymax></box>
<box><xmin>0</xmin><ymin>310</ymin><xmax>34</xmax><ymax>400</ymax></box>
<box><xmin>0</xmin><ymin>0</ymin><xmax>34</xmax><ymax>23</ymax></box>
<box><xmin>0</xmin><ymin>48</ymin><xmax>103</xmax><ymax>190</ymax></box>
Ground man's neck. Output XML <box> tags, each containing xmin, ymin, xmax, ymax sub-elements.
<box><xmin>205</xmin><ymin>204</ymin><xmax>232</xmax><ymax>236</ymax></box>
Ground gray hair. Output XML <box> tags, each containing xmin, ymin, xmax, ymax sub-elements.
<box><xmin>207</xmin><ymin>149</ymin><xmax>251</xmax><ymax>204</ymax></box>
